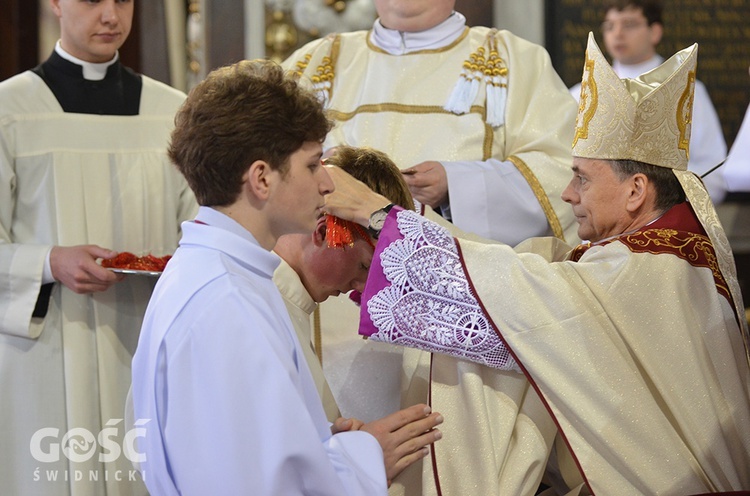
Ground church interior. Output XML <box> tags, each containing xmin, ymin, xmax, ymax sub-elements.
<box><xmin>2</xmin><ymin>1</ymin><xmax>750</xmax><ymax>493</ymax></box>
<box><xmin>2</xmin><ymin>0</ymin><xmax>749</xmax><ymax>311</ymax></box>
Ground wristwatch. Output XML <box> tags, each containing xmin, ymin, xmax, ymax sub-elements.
<box><xmin>367</xmin><ymin>203</ymin><xmax>395</xmax><ymax>239</ymax></box>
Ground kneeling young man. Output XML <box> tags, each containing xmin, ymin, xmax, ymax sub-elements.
<box><xmin>274</xmin><ymin>146</ymin><xmax>424</xmax><ymax>485</ymax></box>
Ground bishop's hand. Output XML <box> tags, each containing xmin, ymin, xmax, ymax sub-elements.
<box><xmin>323</xmin><ymin>165</ymin><xmax>391</xmax><ymax>227</ymax></box>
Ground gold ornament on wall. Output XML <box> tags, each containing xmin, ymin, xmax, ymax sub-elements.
<box><xmin>324</xmin><ymin>0</ymin><xmax>348</xmax><ymax>13</ymax></box>
<box><xmin>265</xmin><ymin>9</ymin><xmax>299</xmax><ymax>63</ymax></box>
<box><xmin>186</xmin><ymin>0</ymin><xmax>206</xmax><ymax>90</ymax></box>
<box><xmin>264</xmin><ymin>0</ymin><xmax>299</xmax><ymax>63</ymax></box>
<box><xmin>291</xmin><ymin>0</ymin><xmax>376</xmax><ymax>39</ymax></box>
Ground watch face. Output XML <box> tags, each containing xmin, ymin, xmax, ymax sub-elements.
<box><xmin>369</xmin><ymin>209</ymin><xmax>388</xmax><ymax>230</ymax></box>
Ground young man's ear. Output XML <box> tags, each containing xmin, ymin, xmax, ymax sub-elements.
<box><xmin>50</xmin><ymin>0</ymin><xmax>62</xmax><ymax>17</ymax></box>
<box><xmin>245</xmin><ymin>160</ymin><xmax>273</xmax><ymax>201</ymax></box>
<box><xmin>649</xmin><ymin>22</ymin><xmax>663</xmax><ymax>47</ymax></box>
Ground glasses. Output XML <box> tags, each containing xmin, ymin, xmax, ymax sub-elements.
<box><xmin>601</xmin><ymin>19</ymin><xmax>649</xmax><ymax>33</ymax></box>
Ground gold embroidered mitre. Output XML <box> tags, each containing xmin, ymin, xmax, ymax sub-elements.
<box><xmin>572</xmin><ymin>32</ymin><xmax>697</xmax><ymax>171</ymax></box>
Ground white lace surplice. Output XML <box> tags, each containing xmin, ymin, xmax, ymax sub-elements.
<box><xmin>361</xmin><ymin>210</ymin><xmax>518</xmax><ymax>371</ymax></box>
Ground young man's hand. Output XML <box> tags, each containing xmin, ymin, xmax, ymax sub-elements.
<box><xmin>332</xmin><ymin>404</ymin><xmax>443</xmax><ymax>483</ymax></box>
<box><xmin>331</xmin><ymin>416</ymin><xmax>366</xmax><ymax>434</ymax></box>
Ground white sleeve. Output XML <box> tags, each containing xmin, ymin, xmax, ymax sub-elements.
<box><xmin>723</xmin><ymin>102</ymin><xmax>750</xmax><ymax>192</ymax></box>
<box><xmin>689</xmin><ymin>81</ymin><xmax>728</xmax><ymax>202</ymax></box>
<box><xmin>364</xmin><ymin>210</ymin><xmax>520</xmax><ymax>372</ymax></box>
<box><xmin>0</xmin><ymin>113</ymin><xmax>50</xmax><ymax>339</ymax></box>
<box><xmin>442</xmin><ymin>158</ymin><xmax>551</xmax><ymax>246</ymax></box>
<box><xmin>569</xmin><ymin>83</ymin><xmax>582</xmax><ymax>103</ymax></box>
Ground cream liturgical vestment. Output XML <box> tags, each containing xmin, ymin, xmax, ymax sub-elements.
<box><xmin>0</xmin><ymin>57</ymin><xmax>197</xmax><ymax>494</ymax></box>
<box><xmin>361</xmin><ymin>207</ymin><xmax>750</xmax><ymax>495</ymax></box>
<box><xmin>285</xmin><ymin>19</ymin><xmax>577</xmax><ymax>245</ymax></box>
<box><xmin>273</xmin><ymin>259</ymin><xmax>341</xmax><ymax>422</ymax></box>
<box><xmin>282</xmin><ymin>21</ymin><xmax>579</xmax><ymax>492</ymax></box>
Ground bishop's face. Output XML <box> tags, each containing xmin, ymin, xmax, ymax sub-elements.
<box><xmin>561</xmin><ymin>158</ymin><xmax>635</xmax><ymax>243</ymax></box>
<box><xmin>51</xmin><ymin>0</ymin><xmax>134</xmax><ymax>63</ymax></box>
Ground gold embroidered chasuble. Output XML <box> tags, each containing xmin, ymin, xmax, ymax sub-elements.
<box><xmin>458</xmin><ymin>202</ymin><xmax>750</xmax><ymax>494</ymax></box>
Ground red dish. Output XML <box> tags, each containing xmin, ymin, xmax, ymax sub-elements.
<box><xmin>101</xmin><ymin>252</ymin><xmax>172</xmax><ymax>272</ymax></box>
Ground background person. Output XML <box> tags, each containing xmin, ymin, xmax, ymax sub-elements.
<box><xmin>0</xmin><ymin>0</ymin><xmax>196</xmax><ymax>494</ymax></box>
<box><xmin>723</xmin><ymin>65</ymin><xmax>750</xmax><ymax>193</ymax></box>
<box><xmin>285</xmin><ymin>0</ymin><xmax>578</xmax><ymax>248</ymax></box>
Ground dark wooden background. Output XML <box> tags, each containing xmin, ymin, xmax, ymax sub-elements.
<box><xmin>546</xmin><ymin>0</ymin><xmax>750</xmax><ymax>148</ymax></box>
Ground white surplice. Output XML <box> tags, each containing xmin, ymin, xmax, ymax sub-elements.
<box><xmin>132</xmin><ymin>207</ymin><xmax>387</xmax><ymax>495</ymax></box>
<box><xmin>724</xmin><ymin>101</ymin><xmax>750</xmax><ymax>192</ymax></box>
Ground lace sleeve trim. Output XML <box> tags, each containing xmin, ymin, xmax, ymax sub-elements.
<box><xmin>366</xmin><ymin>210</ymin><xmax>518</xmax><ymax>371</ymax></box>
